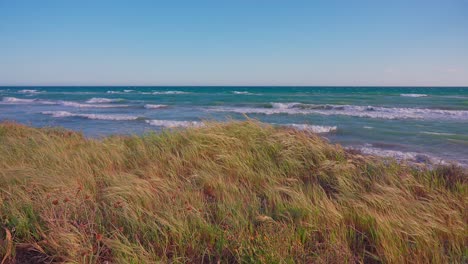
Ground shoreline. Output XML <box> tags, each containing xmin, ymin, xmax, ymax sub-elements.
<box><xmin>2</xmin><ymin>86</ymin><xmax>468</xmax><ymax>168</ymax></box>
<box><xmin>3</xmin><ymin>118</ymin><xmax>466</xmax><ymax>168</ymax></box>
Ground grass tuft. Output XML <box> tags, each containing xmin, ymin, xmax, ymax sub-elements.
<box><xmin>0</xmin><ymin>121</ymin><xmax>466</xmax><ymax>263</ymax></box>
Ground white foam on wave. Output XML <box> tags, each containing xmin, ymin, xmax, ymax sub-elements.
<box><xmin>209</xmin><ymin>102</ymin><xmax>468</xmax><ymax>120</ymax></box>
<box><xmin>41</xmin><ymin>111</ymin><xmax>140</xmax><ymax>121</ymax></box>
<box><xmin>270</xmin><ymin>102</ymin><xmax>301</xmax><ymax>109</ymax></box>
<box><xmin>286</xmin><ymin>124</ymin><xmax>337</xmax><ymax>133</ymax></box>
<box><xmin>152</xmin><ymin>91</ymin><xmax>189</xmax><ymax>95</ymax></box>
<box><xmin>144</xmin><ymin>104</ymin><xmax>168</xmax><ymax>109</ymax></box>
<box><xmin>420</xmin><ymin>131</ymin><xmax>456</xmax><ymax>136</ymax></box>
<box><xmin>400</xmin><ymin>93</ymin><xmax>428</xmax><ymax>98</ymax></box>
<box><xmin>358</xmin><ymin>146</ymin><xmax>421</xmax><ymax>160</ymax></box>
<box><xmin>2</xmin><ymin>97</ymin><xmax>128</xmax><ymax>108</ymax></box>
<box><xmin>59</xmin><ymin>101</ymin><xmax>129</xmax><ymax>108</ymax></box>
<box><xmin>107</xmin><ymin>90</ymin><xmax>188</xmax><ymax>95</ymax></box>
<box><xmin>232</xmin><ymin>91</ymin><xmax>260</xmax><ymax>95</ymax></box>
<box><xmin>2</xmin><ymin>97</ymin><xmax>37</xmax><ymax>103</ymax></box>
<box><xmin>86</xmin><ymin>97</ymin><xmax>123</xmax><ymax>103</ymax></box>
<box><xmin>107</xmin><ymin>90</ymin><xmax>140</xmax><ymax>94</ymax></box>
<box><xmin>18</xmin><ymin>89</ymin><xmax>41</xmax><ymax>94</ymax></box>
<box><xmin>145</xmin><ymin>119</ymin><xmax>203</xmax><ymax>128</ymax></box>
<box><xmin>1</xmin><ymin>97</ymin><xmax>57</xmax><ymax>105</ymax></box>
<box><xmin>355</xmin><ymin>146</ymin><xmax>457</xmax><ymax>166</ymax></box>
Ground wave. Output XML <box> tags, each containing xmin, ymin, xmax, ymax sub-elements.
<box><xmin>86</xmin><ymin>97</ymin><xmax>124</xmax><ymax>103</ymax></box>
<box><xmin>2</xmin><ymin>97</ymin><xmax>128</xmax><ymax>108</ymax></box>
<box><xmin>209</xmin><ymin>102</ymin><xmax>468</xmax><ymax>120</ymax></box>
<box><xmin>2</xmin><ymin>97</ymin><xmax>36</xmax><ymax>103</ymax></box>
<box><xmin>59</xmin><ymin>101</ymin><xmax>129</xmax><ymax>108</ymax></box>
<box><xmin>152</xmin><ymin>91</ymin><xmax>189</xmax><ymax>95</ymax></box>
<box><xmin>145</xmin><ymin>119</ymin><xmax>203</xmax><ymax>128</ymax></box>
<box><xmin>41</xmin><ymin>111</ymin><xmax>141</xmax><ymax>121</ymax></box>
<box><xmin>420</xmin><ymin>131</ymin><xmax>456</xmax><ymax>136</ymax></box>
<box><xmin>232</xmin><ymin>91</ymin><xmax>260</xmax><ymax>95</ymax></box>
<box><xmin>107</xmin><ymin>90</ymin><xmax>189</xmax><ymax>95</ymax></box>
<box><xmin>286</xmin><ymin>124</ymin><xmax>337</xmax><ymax>133</ymax></box>
<box><xmin>400</xmin><ymin>93</ymin><xmax>428</xmax><ymax>98</ymax></box>
<box><xmin>144</xmin><ymin>104</ymin><xmax>168</xmax><ymax>109</ymax></box>
<box><xmin>2</xmin><ymin>97</ymin><xmax>56</xmax><ymax>104</ymax></box>
<box><xmin>355</xmin><ymin>146</ymin><xmax>461</xmax><ymax>166</ymax></box>
<box><xmin>18</xmin><ymin>89</ymin><xmax>41</xmax><ymax>94</ymax></box>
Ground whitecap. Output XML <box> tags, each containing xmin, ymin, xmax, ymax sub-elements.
<box><xmin>2</xmin><ymin>97</ymin><xmax>129</xmax><ymax>108</ymax></box>
<box><xmin>86</xmin><ymin>97</ymin><xmax>124</xmax><ymax>103</ymax></box>
<box><xmin>152</xmin><ymin>91</ymin><xmax>189</xmax><ymax>95</ymax></box>
<box><xmin>420</xmin><ymin>131</ymin><xmax>456</xmax><ymax>136</ymax></box>
<box><xmin>123</xmin><ymin>89</ymin><xmax>135</xmax><ymax>93</ymax></box>
<box><xmin>354</xmin><ymin>146</ymin><xmax>461</xmax><ymax>166</ymax></box>
<box><xmin>41</xmin><ymin>111</ymin><xmax>140</xmax><ymax>121</ymax></box>
<box><xmin>286</xmin><ymin>124</ymin><xmax>337</xmax><ymax>133</ymax></box>
<box><xmin>400</xmin><ymin>93</ymin><xmax>428</xmax><ymax>97</ymax></box>
<box><xmin>209</xmin><ymin>102</ymin><xmax>468</xmax><ymax>121</ymax></box>
<box><xmin>59</xmin><ymin>101</ymin><xmax>129</xmax><ymax>108</ymax></box>
<box><xmin>232</xmin><ymin>91</ymin><xmax>260</xmax><ymax>95</ymax></box>
<box><xmin>144</xmin><ymin>104</ymin><xmax>168</xmax><ymax>109</ymax></box>
<box><xmin>270</xmin><ymin>102</ymin><xmax>302</xmax><ymax>109</ymax></box>
<box><xmin>1</xmin><ymin>97</ymin><xmax>57</xmax><ymax>105</ymax></box>
<box><xmin>2</xmin><ymin>97</ymin><xmax>36</xmax><ymax>103</ymax></box>
<box><xmin>18</xmin><ymin>89</ymin><xmax>41</xmax><ymax>94</ymax></box>
<box><xmin>145</xmin><ymin>119</ymin><xmax>203</xmax><ymax>128</ymax></box>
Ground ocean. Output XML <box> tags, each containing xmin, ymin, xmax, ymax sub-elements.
<box><xmin>1</xmin><ymin>86</ymin><xmax>467</xmax><ymax>166</ymax></box>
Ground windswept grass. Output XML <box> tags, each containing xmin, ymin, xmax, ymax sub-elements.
<box><xmin>0</xmin><ymin>121</ymin><xmax>466</xmax><ymax>263</ymax></box>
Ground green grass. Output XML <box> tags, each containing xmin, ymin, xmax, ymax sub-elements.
<box><xmin>0</xmin><ymin>121</ymin><xmax>466</xmax><ymax>263</ymax></box>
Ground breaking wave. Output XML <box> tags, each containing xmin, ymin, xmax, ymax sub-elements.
<box><xmin>152</xmin><ymin>91</ymin><xmax>190</xmax><ymax>95</ymax></box>
<box><xmin>145</xmin><ymin>119</ymin><xmax>203</xmax><ymax>128</ymax></box>
<box><xmin>59</xmin><ymin>101</ymin><xmax>129</xmax><ymax>108</ymax></box>
<box><xmin>420</xmin><ymin>131</ymin><xmax>456</xmax><ymax>136</ymax></box>
<box><xmin>86</xmin><ymin>98</ymin><xmax>124</xmax><ymax>103</ymax></box>
<box><xmin>286</xmin><ymin>124</ymin><xmax>337</xmax><ymax>133</ymax></box>
<box><xmin>41</xmin><ymin>111</ymin><xmax>141</xmax><ymax>121</ymax></box>
<box><xmin>400</xmin><ymin>93</ymin><xmax>428</xmax><ymax>98</ymax></box>
<box><xmin>144</xmin><ymin>104</ymin><xmax>168</xmax><ymax>109</ymax></box>
<box><xmin>2</xmin><ymin>97</ymin><xmax>128</xmax><ymax>108</ymax></box>
<box><xmin>18</xmin><ymin>89</ymin><xmax>41</xmax><ymax>94</ymax></box>
<box><xmin>232</xmin><ymin>91</ymin><xmax>260</xmax><ymax>95</ymax></box>
<box><xmin>209</xmin><ymin>102</ymin><xmax>468</xmax><ymax>120</ymax></box>
<box><xmin>2</xmin><ymin>97</ymin><xmax>56</xmax><ymax>104</ymax></box>
<box><xmin>354</xmin><ymin>146</ymin><xmax>466</xmax><ymax>166</ymax></box>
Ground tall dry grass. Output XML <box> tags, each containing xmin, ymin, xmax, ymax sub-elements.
<box><xmin>0</xmin><ymin>121</ymin><xmax>466</xmax><ymax>263</ymax></box>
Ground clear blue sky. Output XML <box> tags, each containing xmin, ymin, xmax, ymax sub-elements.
<box><xmin>1</xmin><ymin>0</ymin><xmax>467</xmax><ymax>86</ymax></box>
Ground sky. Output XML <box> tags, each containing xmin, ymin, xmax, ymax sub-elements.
<box><xmin>0</xmin><ymin>0</ymin><xmax>467</xmax><ymax>86</ymax></box>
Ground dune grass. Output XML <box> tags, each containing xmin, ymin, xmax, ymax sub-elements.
<box><xmin>0</xmin><ymin>120</ymin><xmax>466</xmax><ymax>263</ymax></box>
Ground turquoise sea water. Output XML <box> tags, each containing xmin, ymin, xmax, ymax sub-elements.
<box><xmin>1</xmin><ymin>86</ymin><xmax>467</xmax><ymax>166</ymax></box>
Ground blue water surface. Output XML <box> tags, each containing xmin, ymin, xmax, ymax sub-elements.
<box><xmin>1</xmin><ymin>86</ymin><xmax>467</xmax><ymax>165</ymax></box>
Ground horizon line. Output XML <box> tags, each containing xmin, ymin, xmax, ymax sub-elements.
<box><xmin>1</xmin><ymin>85</ymin><xmax>468</xmax><ymax>88</ymax></box>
